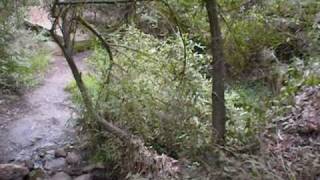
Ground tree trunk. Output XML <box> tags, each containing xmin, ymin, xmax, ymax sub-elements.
<box><xmin>49</xmin><ymin>4</ymin><xmax>180</xmax><ymax>178</ymax></box>
<box><xmin>205</xmin><ymin>0</ymin><xmax>226</xmax><ymax>144</ymax></box>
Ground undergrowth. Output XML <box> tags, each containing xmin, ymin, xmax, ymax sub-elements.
<box><xmin>0</xmin><ymin>4</ymin><xmax>50</xmax><ymax>92</ymax></box>
<box><xmin>64</xmin><ymin>0</ymin><xmax>320</xmax><ymax>179</ymax></box>
<box><xmin>66</xmin><ymin>26</ymin><xmax>273</xmax><ymax>161</ymax></box>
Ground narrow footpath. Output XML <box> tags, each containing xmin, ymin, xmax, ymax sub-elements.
<box><xmin>0</xmin><ymin>52</ymin><xmax>101</xmax><ymax>180</ymax></box>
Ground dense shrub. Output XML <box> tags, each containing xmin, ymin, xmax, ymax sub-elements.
<box><xmin>68</xmin><ymin>27</ymin><xmax>211</xmax><ymax>158</ymax></box>
<box><xmin>67</xmin><ymin>26</ymin><xmax>281</xmax><ymax>161</ymax></box>
<box><xmin>62</xmin><ymin>1</ymin><xmax>320</xmax><ymax>179</ymax></box>
<box><xmin>0</xmin><ymin>5</ymin><xmax>50</xmax><ymax>91</ymax></box>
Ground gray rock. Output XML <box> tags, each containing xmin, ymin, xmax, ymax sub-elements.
<box><xmin>38</xmin><ymin>151</ymin><xmax>46</xmax><ymax>158</ymax></box>
<box><xmin>0</xmin><ymin>163</ymin><xmax>29</xmax><ymax>180</ymax></box>
<box><xmin>66</xmin><ymin>152</ymin><xmax>81</xmax><ymax>165</ymax></box>
<box><xmin>24</xmin><ymin>159</ymin><xmax>34</xmax><ymax>170</ymax></box>
<box><xmin>63</xmin><ymin>167</ymin><xmax>83</xmax><ymax>176</ymax></box>
<box><xmin>74</xmin><ymin>174</ymin><xmax>92</xmax><ymax>180</ymax></box>
<box><xmin>82</xmin><ymin>163</ymin><xmax>105</xmax><ymax>173</ymax></box>
<box><xmin>49</xmin><ymin>172</ymin><xmax>72</xmax><ymax>180</ymax></box>
<box><xmin>54</xmin><ymin>148</ymin><xmax>67</xmax><ymax>158</ymax></box>
<box><xmin>44</xmin><ymin>158</ymin><xmax>66</xmax><ymax>171</ymax></box>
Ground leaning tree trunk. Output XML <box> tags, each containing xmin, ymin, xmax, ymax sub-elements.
<box><xmin>205</xmin><ymin>0</ymin><xmax>227</xmax><ymax>144</ymax></box>
<box><xmin>49</xmin><ymin>1</ymin><xmax>180</xmax><ymax>179</ymax></box>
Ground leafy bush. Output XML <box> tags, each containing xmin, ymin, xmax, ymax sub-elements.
<box><xmin>266</xmin><ymin>56</ymin><xmax>320</xmax><ymax>121</ymax></box>
<box><xmin>226</xmin><ymin>83</ymin><xmax>271</xmax><ymax>144</ymax></box>
<box><xmin>224</xmin><ymin>15</ymin><xmax>285</xmax><ymax>75</ymax></box>
<box><xmin>0</xmin><ymin>32</ymin><xmax>50</xmax><ymax>90</ymax></box>
<box><xmin>64</xmin><ymin>1</ymin><xmax>320</xmax><ymax>178</ymax></box>
<box><xmin>68</xmin><ymin>27</ymin><xmax>212</xmax><ymax>159</ymax></box>
<box><xmin>66</xmin><ymin>26</ymin><xmax>282</xmax><ymax>161</ymax></box>
<box><xmin>0</xmin><ymin>7</ymin><xmax>50</xmax><ymax>91</ymax></box>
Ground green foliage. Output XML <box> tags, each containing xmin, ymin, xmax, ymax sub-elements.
<box><xmin>267</xmin><ymin>56</ymin><xmax>320</xmax><ymax>119</ymax></box>
<box><xmin>0</xmin><ymin>47</ymin><xmax>50</xmax><ymax>89</ymax></box>
<box><xmin>154</xmin><ymin>0</ymin><xmax>318</xmax><ymax>78</ymax></box>
<box><xmin>65</xmin><ymin>74</ymin><xmax>100</xmax><ymax>106</ymax></box>
<box><xmin>226</xmin><ymin>83</ymin><xmax>271</xmax><ymax>144</ymax></box>
<box><xmin>67</xmin><ymin>26</ymin><xmax>283</xmax><ymax>161</ymax></box>
<box><xmin>65</xmin><ymin>1</ymin><xmax>319</xmax><ymax>178</ymax></box>
<box><xmin>82</xmin><ymin>27</ymin><xmax>212</xmax><ymax>158</ymax></box>
<box><xmin>224</xmin><ymin>15</ymin><xmax>285</xmax><ymax>74</ymax></box>
<box><xmin>0</xmin><ymin>9</ymin><xmax>50</xmax><ymax>90</ymax></box>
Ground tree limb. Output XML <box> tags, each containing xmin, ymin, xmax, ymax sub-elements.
<box><xmin>49</xmin><ymin>2</ymin><xmax>181</xmax><ymax>178</ymax></box>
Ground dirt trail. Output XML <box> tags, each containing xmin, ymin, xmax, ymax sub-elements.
<box><xmin>0</xmin><ymin>52</ymin><xmax>89</xmax><ymax>163</ymax></box>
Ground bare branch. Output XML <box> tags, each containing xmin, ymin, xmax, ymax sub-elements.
<box><xmin>78</xmin><ymin>17</ymin><xmax>113</xmax><ymax>62</ymax></box>
<box><xmin>77</xmin><ymin>16</ymin><xmax>114</xmax><ymax>108</ymax></box>
<box><xmin>49</xmin><ymin>2</ymin><xmax>181</xmax><ymax>178</ymax></box>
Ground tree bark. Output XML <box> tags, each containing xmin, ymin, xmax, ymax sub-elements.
<box><xmin>205</xmin><ymin>0</ymin><xmax>226</xmax><ymax>144</ymax></box>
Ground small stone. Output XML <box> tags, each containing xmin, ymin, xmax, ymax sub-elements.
<box><xmin>24</xmin><ymin>160</ymin><xmax>34</xmax><ymax>170</ymax></box>
<box><xmin>54</xmin><ymin>148</ymin><xmax>67</xmax><ymax>158</ymax></box>
<box><xmin>49</xmin><ymin>172</ymin><xmax>72</xmax><ymax>180</ymax></box>
<box><xmin>74</xmin><ymin>174</ymin><xmax>92</xmax><ymax>180</ymax></box>
<box><xmin>44</xmin><ymin>158</ymin><xmax>66</xmax><ymax>171</ymax></box>
<box><xmin>63</xmin><ymin>167</ymin><xmax>83</xmax><ymax>176</ymax></box>
<box><xmin>38</xmin><ymin>151</ymin><xmax>46</xmax><ymax>158</ymax></box>
<box><xmin>0</xmin><ymin>163</ymin><xmax>29</xmax><ymax>180</ymax></box>
<box><xmin>66</xmin><ymin>152</ymin><xmax>81</xmax><ymax>165</ymax></box>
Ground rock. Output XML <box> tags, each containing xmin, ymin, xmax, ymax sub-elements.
<box><xmin>66</xmin><ymin>152</ymin><xmax>81</xmax><ymax>165</ymax></box>
<box><xmin>63</xmin><ymin>167</ymin><xmax>83</xmax><ymax>176</ymax></box>
<box><xmin>49</xmin><ymin>172</ymin><xmax>72</xmax><ymax>180</ymax></box>
<box><xmin>54</xmin><ymin>148</ymin><xmax>67</xmax><ymax>158</ymax></box>
<box><xmin>38</xmin><ymin>151</ymin><xmax>46</xmax><ymax>158</ymax></box>
<box><xmin>74</xmin><ymin>174</ymin><xmax>92</xmax><ymax>180</ymax></box>
<box><xmin>0</xmin><ymin>163</ymin><xmax>29</xmax><ymax>180</ymax></box>
<box><xmin>82</xmin><ymin>163</ymin><xmax>105</xmax><ymax>173</ymax></box>
<box><xmin>44</xmin><ymin>158</ymin><xmax>66</xmax><ymax>171</ymax></box>
<box><xmin>24</xmin><ymin>159</ymin><xmax>34</xmax><ymax>170</ymax></box>
<box><xmin>28</xmin><ymin>169</ymin><xmax>46</xmax><ymax>180</ymax></box>
<box><xmin>82</xmin><ymin>165</ymin><xmax>95</xmax><ymax>173</ymax></box>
